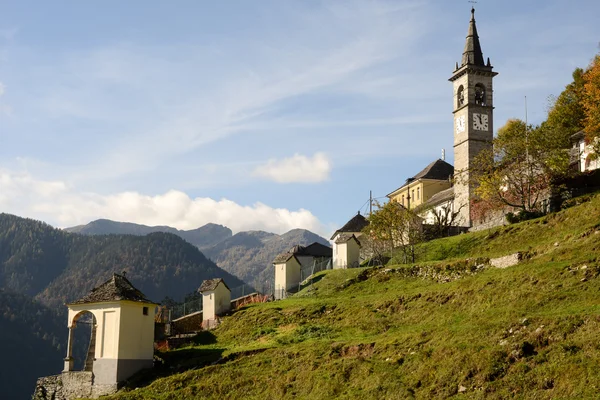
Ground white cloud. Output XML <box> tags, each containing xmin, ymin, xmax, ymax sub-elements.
<box><xmin>0</xmin><ymin>168</ymin><xmax>327</xmax><ymax>235</ymax></box>
<box><xmin>253</xmin><ymin>152</ymin><xmax>331</xmax><ymax>183</ymax></box>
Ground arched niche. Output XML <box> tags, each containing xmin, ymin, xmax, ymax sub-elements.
<box><xmin>65</xmin><ymin>310</ymin><xmax>98</xmax><ymax>372</ymax></box>
<box><xmin>457</xmin><ymin>85</ymin><xmax>465</xmax><ymax>107</ymax></box>
<box><xmin>474</xmin><ymin>83</ymin><xmax>486</xmax><ymax>106</ymax></box>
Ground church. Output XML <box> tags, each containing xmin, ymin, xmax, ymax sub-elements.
<box><xmin>387</xmin><ymin>7</ymin><xmax>497</xmax><ymax>229</ymax></box>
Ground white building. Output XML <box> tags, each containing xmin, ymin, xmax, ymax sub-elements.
<box><xmin>273</xmin><ymin>253</ymin><xmax>302</xmax><ymax>300</ymax></box>
<box><xmin>571</xmin><ymin>130</ymin><xmax>599</xmax><ymax>172</ymax></box>
<box><xmin>199</xmin><ymin>278</ymin><xmax>231</xmax><ymax>326</ymax></box>
<box><xmin>330</xmin><ymin>212</ymin><xmax>369</xmax><ymax>269</ymax></box>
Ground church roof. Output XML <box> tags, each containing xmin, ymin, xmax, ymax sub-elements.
<box><xmin>330</xmin><ymin>213</ymin><xmax>369</xmax><ymax>240</ymax></box>
<box><xmin>412</xmin><ymin>159</ymin><xmax>455</xmax><ymax>181</ymax></box>
<box><xmin>199</xmin><ymin>278</ymin><xmax>230</xmax><ymax>293</ymax></box>
<box><xmin>461</xmin><ymin>8</ymin><xmax>485</xmax><ymax>67</ymax></box>
<box><xmin>388</xmin><ymin>159</ymin><xmax>454</xmax><ymax>197</ymax></box>
<box><xmin>69</xmin><ymin>273</ymin><xmax>153</xmax><ymax>305</ymax></box>
<box><xmin>424</xmin><ymin>186</ymin><xmax>455</xmax><ymax>207</ymax></box>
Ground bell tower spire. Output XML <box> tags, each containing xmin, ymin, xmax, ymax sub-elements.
<box><xmin>449</xmin><ymin>7</ymin><xmax>498</xmax><ymax>227</ymax></box>
<box><xmin>461</xmin><ymin>8</ymin><xmax>485</xmax><ymax>67</ymax></box>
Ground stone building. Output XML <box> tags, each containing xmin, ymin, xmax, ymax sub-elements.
<box><xmin>35</xmin><ymin>273</ymin><xmax>157</xmax><ymax>400</ymax></box>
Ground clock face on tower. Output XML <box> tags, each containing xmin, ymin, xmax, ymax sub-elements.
<box><xmin>473</xmin><ymin>113</ymin><xmax>489</xmax><ymax>131</ymax></box>
<box><xmin>455</xmin><ymin>115</ymin><xmax>465</xmax><ymax>133</ymax></box>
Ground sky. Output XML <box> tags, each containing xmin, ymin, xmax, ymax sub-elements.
<box><xmin>1</xmin><ymin>0</ymin><xmax>599</xmax><ymax>237</ymax></box>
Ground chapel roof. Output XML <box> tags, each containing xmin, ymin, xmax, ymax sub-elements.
<box><xmin>199</xmin><ymin>278</ymin><xmax>230</xmax><ymax>293</ymax></box>
<box><xmin>334</xmin><ymin>233</ymin><xmax>361</xmax><ymax>246</ymax></box>
<box><xmin>69</xmin><ymin>273</ymin><xmax>153</xmax><ymax>305</ymax></box>
<box><xmin>291</xmin><ymin>242</ymin><xmax>332</xmax><ymax>258</ymax></box>
<box><xmin>273</xmin><ymin>252</ymin><xmax>298</xmax><ymax>264</ymax></box>
<box><xmin>330</xmin><ymin>212</ymin><xmax>369</xmax><ymax>240</ymax></box>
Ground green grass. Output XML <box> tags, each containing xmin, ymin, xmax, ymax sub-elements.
<box><xmin>93</xmin><ymin>193</ymin><xmax>600</xmax><ymax>400</ymax></box>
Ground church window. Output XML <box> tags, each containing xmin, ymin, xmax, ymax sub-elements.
<box><xmin>475</xmin><ymin>84</ymin><xmax>486</xmax><ymax>106</ymax></box>
<box><xmin>457</xmin><ymin>85</ymin><xmax>465</xmax><ymax>107</ymax></box>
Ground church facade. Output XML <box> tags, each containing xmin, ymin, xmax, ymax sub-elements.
<box><xmin>387</xmin><ymin>7</ymin><xmax>497</xmax><ymax>229</ymax></box>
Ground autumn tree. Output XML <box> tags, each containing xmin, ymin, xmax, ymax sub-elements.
<box><xmin>583</xmin><ymin>54</ymin><xmax>600</xmax><ymax>153</ymax></box>
<box><xmin>365</xmin><ymin>200</ymin><xmax>424</xmax><ymax>264</ymax></box>
<box><xmin>470</xmin><ymin>119</ymin><xmax>571</xmax><ymax>215</ymax></box>
<box><xmin>543</xmin><ymin>67</ymin><xmax>586</xmax><ymax>139</ymax></box>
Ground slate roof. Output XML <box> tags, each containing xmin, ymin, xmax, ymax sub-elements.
<box><xmin>330</xmin><ymin>212</ymin><xmax>369</xmax><ymax>240</ymax></box>
<box><xmin>292</xmin><ymin>242</ymin><xmax>332</xmax><ymax>258</ymax></box>
<box><xmin>571</xmin><ymin>130</ymin><xmax>585</xmax><ymax>141</ymax></box>
<box><xmin>69</xmin><ymin>273</ymin><xmax>153</xmax><ymax>305</ymax></box>
<box><xmin>461</xmin><ymin>8</ymin><xmax>485</xmax><ymax>67</ymax></box>
<box><xmin>424</xmin><ymin>186</ymin><xmax>455</xmax><ymax>207</ymax></box>
<box><xmin>334</xmin><ymin>233</ymin><xmax>361</xmax><ymax>246</ymax></box>
<box><xmin>387</xmin><ymin>159</ymin><xmax>454</xmax><ymax>197</ymax></box>
<box><xmin>273</xmin><ymin>252</ymin><xmax>298</xmax><ymax>264</ymax></box>
<box><xmin>199</xmin><ymin>278</ymin><xmax>230</xmax><ymax>293</ymax></box>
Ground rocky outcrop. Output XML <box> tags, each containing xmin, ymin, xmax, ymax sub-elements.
<box><xmin>489</xmin><ymin>253</ymin><xmax>522</xmax><ymax>269</ymax></box>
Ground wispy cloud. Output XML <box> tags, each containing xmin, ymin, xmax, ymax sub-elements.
<box><xmin>254</xmin><ymin>153</ymin><xmax>331</xmax><ymax>183</ymax></box>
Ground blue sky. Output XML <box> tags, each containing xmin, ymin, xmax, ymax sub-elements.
<box><xmin>1</xmin><ymin>0</ymin><xmax>599</xmax><ymax>236</ymax></box>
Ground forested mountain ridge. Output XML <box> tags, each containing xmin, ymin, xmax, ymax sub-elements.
<box><xmin>64</xmin><ymin>219</ymin><xmax>232</xmax><ymax>250</ymax></box>
<box><xmin>0</xmin><ymin>213</ymin><xmax>244</xmax><ymax>308</ymax></box>
<box><xmin>66</xmin><ymin>218</ymin><xmax>332</xmax><ymax>292</ymax></box>
<box><xmin>0</xmin><ymin>289</ymin><xmax>65</xmax><ymax>400</ymax></box>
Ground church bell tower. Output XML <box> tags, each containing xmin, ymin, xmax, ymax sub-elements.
<box><xmin>449</xmin><ymin>7</ymin><xmax>497</xmax><ymax>227</ymax></box>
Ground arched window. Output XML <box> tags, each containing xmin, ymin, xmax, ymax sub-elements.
<box><xmin>475</xmin><ymin>83</ymin><xmax>486</xmax><ymax>106</ymax></box>
<box><xmin>457</xmin><ymin>85</ymin><xmax>465</xmax><ymax>107</ymax></box>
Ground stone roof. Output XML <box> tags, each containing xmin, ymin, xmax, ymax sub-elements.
<box><xmin>387</xmin><ymin>159</ymin><xmax>454</xmax><ymax>197</ymax></box>
<box><xmin>334</xmin><ymin>233</ymin><xmax>361</xmax><ymax>246</ymax></box>
<box><xmin>69</xmin><ymin>273</ymin><xmax>153</xmax><ymax>305</ymax></box>
<box><xmin>273</xmin><ymin>252</ymin><xmax>297</xmax><ymax>264</ymax></box>
<box><xmin>199</xmin><ymin>278</ymin><xmax>230</xmax><ymax>293</ymax></box>
<box><xmin>571</xmin><ymin>130</ymin><xmax>585</xmax><ymax>141</ymax></box>
<box><xmin>291</xmin><ymin>242</ymin><xmax>332</xmax><ymax>258</ymax></box>
<box><xmin>330</xmin><ymin>213</ymin><xmax>369</xmax><ymax>240</ymax></box>
<box><xmin>461</xmin><ymin>8</ymin><xmax>485</xmax><ymax>67</ymax></box>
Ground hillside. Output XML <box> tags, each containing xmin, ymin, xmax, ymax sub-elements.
<box><xmin>96</xmin><ymin>193</ymin><xmax>600</xmax><ymax>399</ymax></box>
<box><xmin>203</xmin><ymin>228</ymin><xmax>331</xmax><ymax>291</ymax></box>
<box><xmin>64</xmin><ymin>219</ymin><xmax>232</xmax><ymax>250</ymax></box>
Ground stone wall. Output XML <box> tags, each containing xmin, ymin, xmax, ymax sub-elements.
<box><xmin>33</xmin><ymin>371</ymin><xmax>117</xmax><ymax>400</ymax></box>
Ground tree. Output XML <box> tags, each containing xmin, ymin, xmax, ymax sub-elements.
<box><xmin>421</xmin><ymin>202</ymin><xmax>465</xmax><ymax>238</ymax></box>
<box><xmin>544</xmin><ymin>68</ymin><xmax>586</xmax><ymax>139</ymax></box>
<box><xmin>364</xmin><ymin>200</ymin><xmax>424</xmax><ymax>264</ymax></box>
<box><xmin>582</xmin><ymin>54</ymin><xmax>600</xmax><ymax>153</ymax></box>
<box><xmin>470</xmin><ymin>119</ymin><xmax>571</xmax><ymax>215</ymax></box>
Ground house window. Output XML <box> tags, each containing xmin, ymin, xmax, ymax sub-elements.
<box><xmin>401</xmin><ymin>195</ymin><xmax>405</xmax><ymax>205</ymax></box>
<box><xmin>143</xmin><ymin>307</ymin><xmax>148</xmax><ymax>316</ymax></box>
<box><xmin>411</xmin><ymin>190</ymin><xmax>415</xmax><ymax>203</ymax></box>
<box><xmin>210</xmin><ymin>293</ymin><xmax>213</xmax><ymax>300</ymax></box>
<box><xmin>417</xmin><ymin>187</ymin><xmax>420</xmax><ymax>200</ymax></box>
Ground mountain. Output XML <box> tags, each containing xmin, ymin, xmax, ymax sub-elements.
<box><xmin>0</xmin><ymin>213</ymin><xmax>245</xmax><ymax>399</ymax></box>
<box><xmin>64</xmin><ymin>219</ymin><xmax>232</xmax><ymax>250</ymax></box>
<box><xmin>65</xmin><ymin>219</ymin><xmax>331</xmax><ymax>293</ymax></box>
<box><xmin>203</xmin><ymin>228</ymin><xmax>331</xmax><ymax>291</ymax></box>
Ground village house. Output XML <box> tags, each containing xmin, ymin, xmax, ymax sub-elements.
<box><xmin>571</xmin><ymin>130</ymin><xmax>599</xmax><ymax>172</ymax></box>
<box><xmin>330</xmin><ymin>212</ymin><xmax>369</xmax><ymax>269</ymax></box>
<box><xmin>199</xmin><ymin>278</ymin><xmax>231</xmax><ymax>329</ymax></box>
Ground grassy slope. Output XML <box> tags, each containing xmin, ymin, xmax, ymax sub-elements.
<box><xmin>96</xmin><ymin>194</ymin><xmax>600</xmax><ymax>399</ymax></box>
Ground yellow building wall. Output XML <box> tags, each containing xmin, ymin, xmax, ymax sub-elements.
<box><xmin>68</xmin><ymin>302</ymin><xmax>121</xmax><ymax>361</ymax></box>
<box><xmin>117</xmin><ymin>301</ymin><xmax>156</xmax><ymax>360</ymax></box>
<box><xmin>388</xmin><ymin>179</ymin><xmax>451</xmax><ymax>209</ymax></box>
